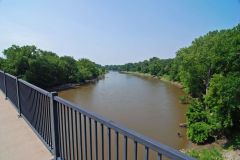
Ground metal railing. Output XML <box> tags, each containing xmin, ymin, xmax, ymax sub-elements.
<box><xmin>0</xmin><ymin>70</ymin><xmax>194</xmax><ymax>160</ymax></box>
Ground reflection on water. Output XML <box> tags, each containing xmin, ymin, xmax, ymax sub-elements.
<box><xmin>59</xmin><ymin>71</ymin><xmax>189</xmax><ymax>150</ymax></box>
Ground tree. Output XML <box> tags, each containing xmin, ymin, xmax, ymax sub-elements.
<box><xmin>76</xmin><ymin>59</ymin><xmax>100</xmax><ymax>82</ymax></box>
<box><xmin>204</xmin><ymin>73</ymin><xmax>240</xmax><ymax>134</ymax></box>
<box><xmin>25</xmin><ymin>55</ymin><xmax>61</xmax><ymax>88</ymax></box>
<box><xmin>2</xmin><ymin>45</ymin><xmax>38</xmax><ymax>76</ymax></box>
<box><xmin>1</xmin><ymin>45</ymin><xmax>105</xmax><ymax>89</ymax></box>
<box><xmin>59</xmin><ymin>56</ymin><xmax>78</xmax><ymax>83</ymax></box>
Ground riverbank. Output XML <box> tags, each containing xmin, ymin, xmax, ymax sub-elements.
<box><xmin>120</xmin><ymin>71</ymin><xmax>240</xmax><ymax>160</ymax></box>
<box><xmin>120</xmin><ymin>71</ymin><xmax>183</xmax><ymax>88</ymax></box>
<box><xmin>182</xmin><ymin>137</ymin><xmax>240</xmax><ymax>160</ymax></box>
<box><xmin>48</xmin><ymin>75</ymin><xmax>105</xmax><ymax>92</ymax></box>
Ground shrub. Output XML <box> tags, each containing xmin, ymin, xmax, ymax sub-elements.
<box><xmin>187</xmin><ymin>122</ymin><xmax>212</xmax><ymax>144</ymax></box>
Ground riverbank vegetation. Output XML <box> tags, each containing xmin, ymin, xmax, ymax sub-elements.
<box><xmin>105</xmin><ymin>24</ymin><xmax>240</xmax><ymax>145</ymax></box>
<box><xmin>0</xmin><ymin>45</ymin><xmax>106</xmax><ymax>89</ymax></box>
<box><xmin>187</xmin><ymin>147</ymin><xmax>223</xmax><ymax>160</ymax></box>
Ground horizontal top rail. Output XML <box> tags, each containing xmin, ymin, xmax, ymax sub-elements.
<box><xmin>54</xmin><ymin>96</ymin><xmax>194</xmax><ymax>160</ymax></box>
<box><xmin>18</xmin><ymin>79</ymin><xmax>50</xmax><ymax>96</ymax></box>
<box><xmin>5</xmin><ymin>73</ymin><xmax>17</xmax><ymax>79</ymax></box>
<box><xmin>0</xmin><ymin>70</ymin><xmax>194</xmax><ymax>160</ymax></box>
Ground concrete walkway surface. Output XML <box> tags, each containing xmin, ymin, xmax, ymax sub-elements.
<box><xmin>0</xmin><ymin>91</ymin><xmax>53</xmax><ymax>160</ymax></box>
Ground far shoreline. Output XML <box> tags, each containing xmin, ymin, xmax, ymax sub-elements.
<box><xmin>119</xmin><ymin>71</ymin><xmax>183</xmax><ymax>89</ymax></box>
<box><xmin>48</xmin><ymin>75</ymin><xmax>105</xmax><ymax>92</ymax></box>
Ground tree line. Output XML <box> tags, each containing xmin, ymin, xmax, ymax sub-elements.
<box><xmin>0</xmin><ymin>45</ymin><xmax>106</xmax><ymax>89</ymax></box>
<box><xmin>105</xmin><ymin>24</ymin><xmax>240</xmax><ymax>144</ymax></box>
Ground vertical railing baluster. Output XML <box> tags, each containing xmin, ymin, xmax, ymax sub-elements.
<box><xmin>43</xmin><ymin>95</ymin><xmax>47</xmax><ymax>141</ymax></box>
<box><xmin>79</xmin><ymin>113</ymin><xmax>83</xmax><ymax>160</ymax></box>
<box><xmin>58</xmin><ymin>104</ymin><xmax>62</xmax><ymax>158</ymax></box>
<box><xmin>39</xmin><ymin>94</ymin><xmax>44</xmax><ymax>137</ymax></box>
<box><xmin>89</xmin><ymin>118</ymin><xmax>93</xmax><ymax>160</ymax></box>
<box><xmin>29</xmin><ymin>88</ymin><xmax>36</xmax><ymax>125</ymax></box>
<box><xmin>44</xmin><ymin>96</ymin><xmax>49</xmax><ymax>145</ymax></box>
<box><xmin>35</xmin><ymin>92</ymin><xmax>41</xmax><ymax>132</ymax></box>
<box><xmin>108</xmin><ymin>128</ymin><xmax>111</xmax><ymax>160</ymax></box>
<box><xmin>144</xmin><ymin>147</ymin><xmax>149</xmax><ymax>160</ymax></box>
<box><xmin>49</xmin><ymin>92</ymin><xmax>60</xmax><ymax>160</ymax></box>
<box><xmin>15</xmin><ymin>77</ymin><xmax>21</xmax><ymax>116</ymax></box>
<box><xmin>45</xmin><ymin>96</ymin><xmax>50</xmax><ymax>144</ymax></box>
<box><xmin>3</xmin><ymin>71</ymin><xmax>7</xmax><ymax>99</ymax></box>
<box><xmin>124</xmin><ymin>136</ymin><xmax>128</xmax><ymax>160</ymax></box>
<box><xmin>84</xmin><ymin>115</ymin><xmax>88</xmax><ymax>160</ymax></box>
<box><xmin>75</xmin><ymin>110</ymin><xmax>79</xmax><ymax>160</ymax></box>
<box><xmin>42</xmin><ymin>95</ymin><xmax>47</xmax><ymax>143</ymax></box>
<box><xmin>47</xmin><ymin>97</ymin><xmax>52</xmax><ymax>146</ymax></box>
<box><xmin>71</xmin><ymin>108</ymin><xmax>75</xmax><ymax>160</ymax></box>
<box><xmin>134</xmin><ymin>141</ymin><xmax>138</xmax><ymax>160</ymax></box>
<box><xmin>95</xmin><ymin>121</ymin><xmax>98</xmax><ymax>160</ymax></box>
<box><xmin>63</xmin><ymin>104</ymin><xmax>68</xmax><ymax>159</ymax></box>
<box><xmin>157</xmin><ymin>153</ymin><xmax>162</xmax><ymax>160</ymax></box>
<box><xmin>56</xmin><ymin>103</ymin><xmax>59</xmax><ymax>150</ymax></box>
<box><xmin>115</xmin><ymin>131</ymin><xmax>119</xmax><ymax>160</ymax></box>
<box><xmin>64</xmin><ymin>106</ymin><xmax>70</xmax><ymax>160</ymax></box>
<box><xmin>67</xmin><ymin>107</ymin><xmax>72</xmax><ymax>160</ymax></box>
<box><xmin>32</xmin><ymin>90</ymin><xmax>40</xmax><ymax>129</ymax></box>
<box><xmin>59</xmin><ymin>104</ymin><xmax>65</xmax><ymax>158</ymax></box>
<box><xmin>41</xmin><ymin>94</ymin><xmax>45</xmax><ymax>139</ymax></box>
<box><xmin>101</xmin><ymin>124</ymin><xmax>104</xmax><ymax>160</ymax></box>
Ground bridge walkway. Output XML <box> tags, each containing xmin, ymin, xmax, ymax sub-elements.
<box><xmin>0</xmin><ymin>91</ymin><xmax>53</xmax><ymax>160</ymax></box>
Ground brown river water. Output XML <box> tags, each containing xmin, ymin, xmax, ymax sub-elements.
<box><xmin>59</xmin><ymin>71</ymin><xmax>189</xmax><ymax>159</ymax></box>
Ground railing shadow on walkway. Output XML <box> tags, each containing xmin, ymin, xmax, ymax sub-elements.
<box><xmin>0</xmin><ymin>70</ymin><xmax>195</xmax><ymax>160</ymax></box>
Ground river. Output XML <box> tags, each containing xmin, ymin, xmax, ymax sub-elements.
<box><xmin>59</xmin><ymin>71</ymin><xmax>189</xmax><ymax>151</ymax></box>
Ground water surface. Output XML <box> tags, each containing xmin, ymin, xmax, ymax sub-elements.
<box><xmin>59</xmin><ymin>71</ymin><xmax>188</xmax><ymax>150</ymax></box>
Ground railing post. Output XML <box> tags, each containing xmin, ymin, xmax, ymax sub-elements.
<box><xmin>50</xmin><ymin>92</ymin><xmax>61</xmax><ymax>160</ymax></box>
<box><xmin>16</xmin><ymin>77</ymin><xmax>21</xmax><ymax>117</ymax></box>
<box><xmin>3</xmin><ymin>71</ymin><xmax>7</xmax><ymax>99</ymax></box>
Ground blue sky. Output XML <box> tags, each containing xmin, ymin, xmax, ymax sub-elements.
<box><xmin>0</xmin><ymin>0</ymin><xmax>239</xmax><ymax>65</ymax></box>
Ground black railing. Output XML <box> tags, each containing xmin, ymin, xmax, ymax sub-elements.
<box><xmin>0</xmin><ymin>70</ymin><xmax>195</xmax><ymax>160</ymax></box>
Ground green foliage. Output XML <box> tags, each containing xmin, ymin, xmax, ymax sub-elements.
<box><xmin>226</xmin><ymin>134</ymin><xmax>240</xmax><ymax>150</ymax></box>
<box><xmin>76</xmin><ymin>59</ymin><xmax>100</xmax><ymax>81</ymax></box>
<box><xmin>25</xmin><ymin>56</ymin><xmax>60</xmax><ymax>88</ymax></box>
<box><xmin>105</xmin><ymin>58</ymin><xmax>173</xmax><ymax>77</ymax></box>
<box><xmin>0</xmin><ymin>58</ymin><xmax>4</xmax><ymax>69</ymax></box>
<box><xmin>105</xmin><ymin>24</ymin><xmax>240</xmax><ymax>144</ymax></box>
<box><xmin>187</xmin><ymin>99</ymin><xmax>208</xmax><ymax>124</ymax></box>
<box><xmin>187</xmin><ymin>149</ymin><xmax>200</xmax><ymax>159</ymax></box>
<box><xmin>187</xmin><ymin>100</ymin><xmax>212</xmax><ymax>143</ymax></box>
<box><xmin>2</xmin><ymin>45</ymin><xmax>38</xmax><ymax>75</ymax></box>
<box><xmin>187</xmin><ymin>148</ymin><xmax>223</xmax><ymax>160</ymax></box>
<box><xmin>204</xmin><ymin>73</ymin><xmax>240</xmax><ymax>133</ymax></box>
<box><xmin>187</xmin><ymin>73</ymin><xmax>240</xmax><ymax>143</ymax></box>
<box><xmin>176</xmin><ymin>24</ymin><xmax>240</xmax><ymax>97</ymax></box>
<box><xmin>59</xmin><ymin>56</ymin><xmax>78</xmax><ymax>83</ymax></box>
<box><xmin>1</xmin><ymin>24</ymin><xmax>240</xmax><ymax>145</ymax></box>
<box><xmin>187</xmin><ymin>122</ymin><xmax>212</xmax><ymax>144</ymax></box>
<box><xmin>185</xmin><ymin>24</ymin><xmax>240</xmax><ymax>143</ymax></box>
<box><xmin>231</xmin><ymin>135</ymin><xmax>240</xmax><ymax>150</ymax></box>
<box><xmin>0</xmin><ymin>45</ymin><xmax>105</xmax><ymax>89</ymax></box>
<box><xmin>179</xmin><ymin>95</ymin><xmax>192</xmax><ymax>104</ymax></box>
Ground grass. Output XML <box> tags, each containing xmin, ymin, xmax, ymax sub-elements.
<box><xmin>187</xmin><ymin>147</ymin><xmax>223</xmax><ymax>160</ymax></box>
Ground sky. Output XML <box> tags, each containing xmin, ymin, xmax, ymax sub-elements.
<box><xmin>0</xmin><ymin>0</ymin><xmax>239</xmax><ymax>65</ymax></box>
